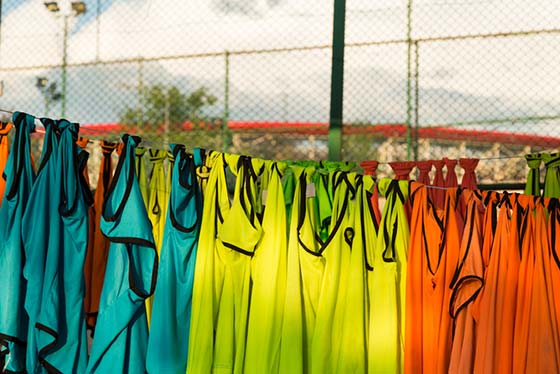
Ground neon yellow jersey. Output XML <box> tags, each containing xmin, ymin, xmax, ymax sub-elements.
<box><xmin>188</xmin><ymin>153</ymin><xmax>263</xmax><ymax>374</ymax></box>
<box><xmin>244</xmin><ymin>161</ymin><xmax>288</xmax><ymax>373</ymax></box>
<box><xmin>279</xmin><ymin>165</ymin><xmax>314</xmax><ymax>374</ymax></box>
<box><xmin>135</xmin><ymin>147</ymin><xmax>149</xmax><ymax>206</ymax></box>
<box><xmin>311</xmin><ymin>172</ymin><xmax>355</xmax><ymax>374</ymax></box>
<box><xmin>330</xmin><ymin>175</ymin><xmax>377</xmax><ymax>373</ymax></box>
<box><xmin>187</xmin><ymin>151</ymin><xmax>224</xmax><ymax>374</ymax></box>
<box><xmin>368</xmin><ymin>178</ymin><xmax>409</xmax><ymax>373</ymax></box>
<box><xmin>147</xmin><ymin>149</ymin><xmax>168</xmax><ymax>252</ymax></box>
<box><xmin>145</xmin><ymin>149</ymin><xmax>168</xmax><ymax>325</ymax></box>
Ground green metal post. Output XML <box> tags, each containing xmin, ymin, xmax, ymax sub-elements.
<box><xmin>328</xmin><ymin>0</ymin><xmax>346</xmax><ymax>161</ymax></box>
<box><xmin>137</xmin><ymin>59</ymin><xmax>144</xmax><ymax>134</ymax></box>
<box><xmin>61</xmin><ymin>14</ymin><xmax>69</xmax><ymax>118</ymax></box>
<box><xmin>405</xmin><ymin>0</ymin><xmax>413</xmax><ymax>160</ymax></box>
<box><xmin>223</xmin><ymin>50</ymin><xmax>231</xmax><ymax>152</ymax></box>
<box><xmin>413</xmin><ymin>40</ymin><xmax>419</xmax><ymax>161</ymax></box>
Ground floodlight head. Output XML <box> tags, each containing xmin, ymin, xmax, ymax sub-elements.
<box><xmin>71</xmin><ymin>1</ymin><xmax>87</xmax><ymax>15</ymax></box>
<box><xmin>44</xmin><ymin>1</ymin><xmax>60</xmax><ymax>12</ymax></box>
<box><xmin>36</xmin><ymin>77</ymin><xmax>48</xmax><ymax>89</ymax></box>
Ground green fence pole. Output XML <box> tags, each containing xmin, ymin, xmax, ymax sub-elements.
<box><xmin>61</xmin><ymin>15</ymin><xmax>69</xmax><ymax>118</ymax></box>
<box><xmin>223</xmin><ymin>50</ymin><xmax>231</xmax><ymax>152</ymax></box>
<box><xmin>405</xmin><ymin>0</ymin><xmax>413</xmax><ymax>160</ymax></box>
<box><xmin>413</xmin><ymin>40</ymin><xmax>420</xmax><ymax>161</ymax></box>
<box><xmin>328</xmin><ymin>0</ymin><xmax>346</xmax><ymax>161</ymax></box>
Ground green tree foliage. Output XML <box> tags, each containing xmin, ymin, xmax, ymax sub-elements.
<box><xmin>120</xmin><ymin>84</ymin><xmax>218</xmax><ymax>134</ymax></box>
<box><xmin>119</xmin><ymin>84</ymin><xmax>227</xmax><ymax>150</ymax></box>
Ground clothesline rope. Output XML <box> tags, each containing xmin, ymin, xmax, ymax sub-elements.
<box><xmin>3</xmin><ymin>110</ymin><xmax>558</xmax><ymax>193</ymax></box>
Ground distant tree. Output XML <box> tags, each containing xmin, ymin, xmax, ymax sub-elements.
<box><xmin>120</xmin><ymin>84</ymin><xmax>218</xmax><ymax>135</ymax></box>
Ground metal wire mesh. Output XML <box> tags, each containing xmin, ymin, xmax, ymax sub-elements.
<box><xmin>0</xmin><ymin>0</ymin><xmax>559</xmax><ymax>184</ymax></box>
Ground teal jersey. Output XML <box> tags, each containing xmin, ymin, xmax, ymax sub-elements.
<box><xmin>21</xmin><ymin>117</ymin><xmax>61</xmax><ymax>373</ymax></box>
<box><xmin>86</xmin><ymin>135</ymin><xmax>157</xmax><ymax>374</ymax></box>
<box><xmin>32</xmin><ymin>120</ymin><xmax>91</xmax><ymax>373</ymax></box>
<box><xmin>0</xmin><ymin>112</ymin><xmax>36</xmax><ymax>373</ymax></box>
<box><xmin>146</xmin><ymin>146</ymin><xmax>203</xmax><ymax>374</ymax></box>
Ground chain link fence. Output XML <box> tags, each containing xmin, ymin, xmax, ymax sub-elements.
<box><xmin>1</xmin><ymin>0</ymin><xmax>559</xmax><ymax>185</ymax></box>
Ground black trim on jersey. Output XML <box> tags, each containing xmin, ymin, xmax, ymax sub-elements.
<box><xmin>123</xmin><ymin>241</ymin><xmax>158</xmax><ymax>298</ymax></box>
<box><xmin>169</xmin><ymin>156</ymin><xmax>201</xmax><ymax>233</ymax></box>
<box><xmin>544</xmin><ymin>153</ymin><xmax>560</xmax><ymax>167</ymax></box>
<box><xmin>297</xmin><ymin>174</ymin><xmax>350</xmax><ymax>257</ymax></box>
<box><xmin>222</xmin><ymin>241</ymin><xmax>255</xmax><ymax>257</ymax></box>
<box><xmin>102</xmin><ymin>135</ymin><xmax>137</xmax><ymax>222</ymax></box>
<box><xmin>361</xmin><ymin>194</ymin><xmax>374</xmax><ymax>271</ymax></box>
<box><xmin>35</xmin><ymin>323</ymin><xmax>61</xmax><ymax>374</ymax></box>
<box><xmin>135</xmin><ymin>146</ymin><xmax>146</xmax><ymax>182</ymax></box>
<box><xmin>422</xmin><ymin>192</ymin><xmax>449</xmax><ymax>276</ymax></box>
<box><xmin>0</xmin><ymin>333</ymin><xmax>25</xmax><ymax>346</ymax></box>
<box><xmin>344</xmin><ymin>227</ymin><xmax>354</xmax><ymax>248</ymax></box>
<box><xmin>549</xmin><ymin>199</ymin><xmax>560</xmax><ymax>269</ymax></box>
<box><xmin>449</xmin><ymin>275</ymin><xmax>484</xmax><ymax>330</ymax></box>
<box><xmin>365</xmin><ymin>191</ymin><xmax>380</xmax><ymax>233</ymax></box>
<box><xmin>450</xmin><ymin>202</ymin><xmax>477</xmax><ymax>290</ymax></box>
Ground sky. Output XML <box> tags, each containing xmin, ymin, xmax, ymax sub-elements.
<box><xmin>0</xmin><ymin>0</ymin><xmax>559</xmax><ymax>134</ymax></box>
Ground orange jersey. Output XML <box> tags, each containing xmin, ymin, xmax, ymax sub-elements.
<box><xmin>448</xmin><ymin>190</ymin><xmax>484</xmax><ymax>374</ymax></box>
<box><xmin>405</xmin><ymin>183</ymin><xmax>461</xmax><ymax>374</ymax></box>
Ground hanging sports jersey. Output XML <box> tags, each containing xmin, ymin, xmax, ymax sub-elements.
<box><xmin>187</xmin><ymin>151</ymin><xmax>223</xmax><ymax>373</ymax></box>
<box><xmin>332</xmin><ymin>175</ymin><xmax>374</xmax><ymax>373</ymax></box>
<box><xmin>512</xmin><ymin>197</ymin><xmax>536</xmax><ymax>373</ymax></box>
<box><xmin>244</xmin><ymin>161</ymin><xmax>289</xmax><ymax>374</ymax></box>
<box><xmin>523</xmin><ymin>200</ymin><xmax>560</xmax><ymax>371</ymax></box>
<box><xmin>459</xmin><ymin>158</ymin><xmax>480</xmax><ymax>190</ymax></box>
<box><xmin>146</xmin><ymin>146</ymin><xmax>203</xmax><ymax>374</ymax></box>
<box><xmin>405</xmin><ymin>183</ymin><xmax>461</xmax><ymax>374</ymax></box>
<box><xmin>86</xmin><ymin>135</ymin><xmax>157</xmax><ymax>374</ymax></box>
<box><xmin>0</xmin><ymin>121</ymin><xmax>13</xmax><ymax>204</ymax></box>
<box><xmin>83</xmin><ymin>140</ymin><xmax>118</xmax><ymax>330</ymax></box>
<box><xmin>279</xmin><ymin>165</ymin><xmax>316</xmax><ymax>374</ymax></box>
<box><xmin>444</xmin><ymin>158</ymin><xmax>458</xmax><ymax>187</ymax></box>
<box><xmin>21</xmin><ymin>117</ymin><xmax>60</xmax><ymax>373</ymax></box>
<box><xmin>549</xmin><ymin>198</ymin><xmax>560</xmax><ymax>355</ymax></box>
<box><xmin>189</xmin><ymin>153</ymin><xmax>260</xmax><ymax>373</ymax></box>
<box><xmin>32</xmin><ymin>120</ymin><xmax>91</xmax><ymax>373</ymax></box>
<box><xmin>0</xmin><ymin>112</ymin><xmax>36</xmax><ymax>373</ymax></box>
<box><xmin>369</xmin><ymin>178</ymin><xmax>409</xmax><ymax>373</ymax></box>
<box><xmin>542</xmin><ymin>153</ymin><xmax>560</xmax><ymax>198</ymax></box>
<box><xmin>524</xmin><ymin>154</ymin><xmax>542</xmax><ymax>196</ymax></box>
<box><xmin>416</xmin><ymin>160</ymin><xmax>432</xmax><ymax>185</ymax></box>
<box><xmin>448</xmin><ymin>190</ymin><xmax>484</xmax><ymax>374</ymax></box>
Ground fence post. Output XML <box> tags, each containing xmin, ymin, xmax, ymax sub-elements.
<box><xmin>328</xmin><ymin>0</ymin><xmax>346</xmax><ymax>161</ymax></box>
<box><xmin>405</xmin><ymin>0</ymin><xmax>413</xmax><ymax>160</ymax></box>
<box><xmin>223</xmin><ymin>50</ymin><xmax>231</xmax><ymax>152</ymax></box>
<box><xmin>413</xmin><ymin>40</ymin><xmax>420</xmax><ymax>161</ymax></box>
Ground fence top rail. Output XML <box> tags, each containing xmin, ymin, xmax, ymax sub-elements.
<box><xmin>1</xmin><ymin>27</ymin><xmax>559</xmax><ymax>72</ymax></box>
